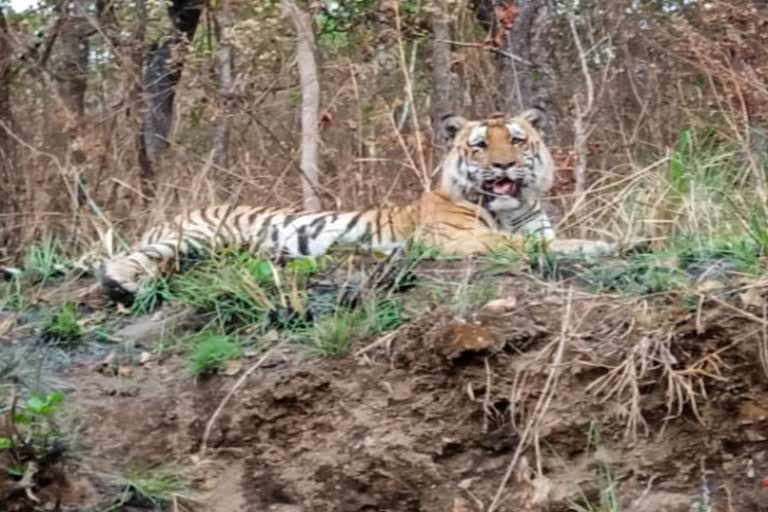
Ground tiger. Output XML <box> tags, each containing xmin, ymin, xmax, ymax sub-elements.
<box><xmin>99</xmin><ymin>109</ymin><xmax>616</xmax><ymax>302</ymax></box>
<box><xmin>438</xmin><ymin>108</ymin><xmax>555</xmax><ymax>240</ymax></box>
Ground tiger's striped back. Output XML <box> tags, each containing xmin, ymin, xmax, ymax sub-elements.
<box><xmin>99</xmin><ymin>190</ymin><xmax>518</xmax><ymax>302</ymax></box>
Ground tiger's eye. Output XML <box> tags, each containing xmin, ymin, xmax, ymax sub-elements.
<box><xmin>473</xmin><ymin>140</ymin><xmax>487</xmax><ymax>150</ymax></box>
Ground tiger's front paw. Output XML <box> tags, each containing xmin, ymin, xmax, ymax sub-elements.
<box><xmin>98</xmin><ymin>256</ymin><xmax>150</xmax><ymax>305</ymax></box>
<box><xmin>548</xmin><ymin>239</ymin><xmax>619</xmax><ymax>258</ymax></box>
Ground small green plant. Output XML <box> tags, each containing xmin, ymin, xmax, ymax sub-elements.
<box><xmin>23</xmin><ymin>236</ymin><xmax>68</xmax><ymax>285</ymax></box>
<box><xmin>744</xmin><ymin>204</ymin><xmax>768</xmax><ymax>251</ymax></box>
<box><xmin>0</xmin><ymin>277</ymin><xmax>25</xmax><ymax>312</ymax></box>
<box><xmin>451</xmin><ymin>274</ymin><xmax>497</xmax><ymax>316</ymax></box>
<box><xmin>104</xmin><ymin>465</ymin><xmax>195</xmax><ymax>511</ymax></box>
<box><xmin>314</xmin><ymin>0</ymin><xmax>376</xmax><ymax>49</ymax></box>
<box><xmin>400</xmin><ymin>0</ymin><xmax>419</xmax><ymax>15</ymax></box>
<box><xmin>285</xmin><ymin>255</ymin><xmax>322</xmax><ymax>276</ymax></box>
<box><xmin>568</xmin><ymin>423</ymin><xmax>621</xmax><ymax>512</ymax></box>
<box><xmin>483</xmin><ymin>245</ymin><xmax>524</xmax><ymax>274</ymax></box>
<box><xmin>130</xmin><ymin>277</ymin><xmax>173</xmax><ymax>316</ymax></box>
<box><xmin>302</xmin><ymin>297</ymin><xmax>403</xmax><ymax>357</ymax></box>
<box><xmin>407</xmin><ymin>240</ymin><xmax>444</xmax><ymax>260</ymax></box>
<box><xmin>171</xmin><ymin>252</ymin><xmax>277</xmax><ymax>328</ymax></box>
<box><xmin>1</xmin><ymin>391</ymin><xmax>67</xmax><ymax>478</ymax></box>
<box><xmin>187</xmin><ymin>333</ymin><xmax>242</xmax><ymax>376</ymax></box>
<box><xmin>674</xmin><ymin>234</ymin><xmax>764</xmax><ymax>275</ymax></box>
<box><xmin>365</xmin><ymin>297</ymin><xmax>403</xmax><ymax>333</ymax></box>
<box><xmin>308</xmin><ymin>309</ymin><xmax>359</xmax><ymax>356</ymax></box>
<box><xmin>582</xmin><ymin>254</ymin><xmax>689</xmax><ymax>295</ymax></box>
<box><xmin>43</xmin><ymin>302</ymin><xmax>83</xmax><ymax>344</ymax></box>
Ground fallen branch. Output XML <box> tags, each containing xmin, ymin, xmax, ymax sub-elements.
<box><xmin>434</xmin><ymin>38</ymin><xmax>531</xmax><ymax>65</ymax></box>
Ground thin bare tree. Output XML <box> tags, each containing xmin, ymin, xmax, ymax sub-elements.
<box><xmin>470</xmin><ymin>0</ymin><xmax>556</xmax><ymax>142</ymax></box>
<box><xmin>213</xmin><ymin>0</ymin><xmax>235</xmax><ymax>170</ymax></box>
<box><xmin>54</xmin><ymin>0</ymin><xmax>90</xmax><ymax>122</ymax></box>
<box><xmin>140</xmin><ymin>0</ymin><xmax>203</xmax><ymax>197</ymax></box>
<box><xmin>0</xmin><ymin>6</ymin><xmax>18</xmax><ymax>251</ymax></box>
<box><xmin>431</xmin><ymin>0</ymin><xmax>454</xmax><ymax>157</ymax></box>
<box><xmin>0</xmin><ymin>7</ymin><xmax>13</xmax><ymax>163</ymax></box>
<box><xmin>282</xmin><ymin>0</ymin><xmax>321</xmax><ymax>212</ymax></box>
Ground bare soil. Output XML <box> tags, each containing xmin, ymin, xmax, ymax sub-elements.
<box><xmin>3</xmin><ymin>264</ymin><xmax>768</xmax><ymax>512</ymax></box>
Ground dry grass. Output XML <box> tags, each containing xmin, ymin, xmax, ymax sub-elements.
<box><xmin>0</xmin><ymin>1</ymin><xmax>763</xmax><ymax>267</ymax></box>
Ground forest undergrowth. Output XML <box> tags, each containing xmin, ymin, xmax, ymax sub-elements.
<box><xmin>1</xmin><ymin>127</ymin><xmax>768</xmax><ymax>511</ymax></box>
<box><xmin>2</xmin><ymin>0</ymin><xmax>768</xmax><ymax>510</ymax></box>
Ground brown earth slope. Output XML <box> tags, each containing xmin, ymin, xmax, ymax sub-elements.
<box><xmin>2</xmin><ymin>267</ymin><xmax>768</xmax><ymax>511</ymax></box>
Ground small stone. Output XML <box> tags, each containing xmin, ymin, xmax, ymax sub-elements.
<box><xmin>222</xmin><ymin>360</ymin><xmax>243</xmax><ymax>376</ymax></box>
<box><xmin>481</xmin><ymin>296</ymin><xmax>517</xmax><ymax>313</ymax></box>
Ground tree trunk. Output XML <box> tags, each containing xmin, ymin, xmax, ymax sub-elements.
<box><xmin>0</xmin><ymin>7</ymin><xmax>13</xmax><ymax>163</ymax></box>
<box><xmin>129</xmin><ymin>0</ymin><xmax>147</xmax><ymax>191</ymax></box>
<box><xmin>54</xmin><ymin>1</ymin><xmax>89</xmax><ymax>123</ymax></box>
<box><xmin>473</xmin><ymin>0</ymin><xmax>556</xmax><ymax>143</ymax></box>
<box><xmin>139</xmin><ymin>0</ymin><xmax>203</xmax><ymax>195</ymax></box>
<box><xmin>282</xmin><ymin>0</ymin><xmax>321</xmax><ymax>212</ymax></box>
<box><xmin>213</xmin><ymin>0</ymin><xmax>235</xmax><ymax>170</ymax></box>
<box><xmin>431</xmin><ymin>0</ymin><xmax>454</xmax><ymax>155</ymax></box>
<box><xmin>0</xmin><ymin>7</ymin><xmax>18</xmax><ymax>253</ymax></box>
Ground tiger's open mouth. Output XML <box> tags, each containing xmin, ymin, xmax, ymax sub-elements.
<box><xmin>483</xmin><ymin>178</ymin><xmax>521</xmax><ymax>197</ymax></box>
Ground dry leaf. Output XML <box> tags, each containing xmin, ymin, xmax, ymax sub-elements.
<box><xmin>0</xmin><ymin>314</ymin><xmax>17</xmax><ymax>337</ymax></box>
<box><xmin>740</xmin><ymin>287</ymin><xmax>765</xmax><ymax>308</ymax></box>
<box><xmin>451</xmin><ymin>497</ymin><xmax>473</xmax><ymax>512</ymax></box>
<box><xmin>222</xmin><ymin>360</ymin><xmax>243</xmax><ymax>376</ymax></box>
<box><xmin>95</xmin><ymin>351</ymin><xmax>116</xmax><ymax>374</ymax></box>
<box><xmin>442</xmin><ymin>323</ymin><xmax>499</xmax><ymax>354</ymax></box>
<box><xmin>696</xmin><ymin>279</ymin><xmax>725</xmax><ymax>293</ymax></box>
<box><xmin>480</xmin><ymin>296</ymin><xmax>517</xmax><ymax>313</ymax></box>
<box><xmin>738</xmin><ymin>400</ymin><xmax>768</xmax><ymax>423</ymax></box>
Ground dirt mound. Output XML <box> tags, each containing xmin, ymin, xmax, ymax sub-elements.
<box><xmin>3</xmin><ymin>273</ymin><xmax>768</xmax><ymax>511</ymax></box>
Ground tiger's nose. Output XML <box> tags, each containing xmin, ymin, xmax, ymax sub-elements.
<box><xmin>492</xmin><ymin>161</ymin><xmax>516</xmax><ymax>170</ymax></box>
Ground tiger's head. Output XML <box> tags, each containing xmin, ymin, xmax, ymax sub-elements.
<box><xmin>438</xmin><ymin>109</ymin><xmax>554</xmax><ymax>215</ymax></box>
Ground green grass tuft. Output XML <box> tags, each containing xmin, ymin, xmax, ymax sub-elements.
<box><xmin>582</xmin><ymin>253</ymin><xmax>689</xmax><ymax>295</ymax></box>
<box><xmin>0</xmin><ymin>277</ymin><xmax>25</xmax><ymax>312</ymax></box>
<box><xmin>23</xmin><ymin>236</ymin><xmax>69</xmax><ymax>286</ymax></box>
<box><xmin>43</xmin><ymin>302</ymin><xmax>83</xmax><ymax>344</ymax></box>
<box><xmin>186</xmin><ymin>333</ymin><xmax>243</xmax><ymax>376</ymax></box>
<box><xmin>530</xmin><ymin>232</ymin><xmax>767</xmax><ymax>296</ymax></box>
<box><xmin>130</xmin><ymin>277</ymin><xmax>173</xmax><ymax>316</ymax></box>
<box><xmin>568</xmin><ymin>423</ymin><xmax>622</xmax><ymax>512</ymax></box>
<box><xmin>301</xmin><ymin>297</ymin><xmax>403</xmax><ymax>357</ymax></box>
<box><xmin>103</xmin><ymin>465</ymin><xmax>195</xmax><ymax>511</ymax></box>
<box><xmin>170</xmin><ymin>251</ymin><xmax>282</xmax><ymax>328</ymax></box>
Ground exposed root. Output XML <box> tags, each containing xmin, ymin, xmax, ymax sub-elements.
<box><xmin>486</xmin><ymin>288</ymin><xmax>574</xmax><ymax>512</ymax></box>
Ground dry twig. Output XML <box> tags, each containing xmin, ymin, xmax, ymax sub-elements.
<box><xmin>486</xmin><ymin>289</ymin><xmax>574</xmax><ymax>512</ymax></box>
<box><xmin>198</xmin><ymin>341</ymin><xmax>282</xmax><ymax>459</ymax></box>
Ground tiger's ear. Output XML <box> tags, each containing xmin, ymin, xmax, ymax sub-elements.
<box><xmin>518</xmin><ymin>107</ymin><xmax>546</xmax><ymax>131</ymax></box>
<box><xmin>439</xmin><ymin>113</ymin><xmax>468</xmax><ymax>144</ymax></box>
